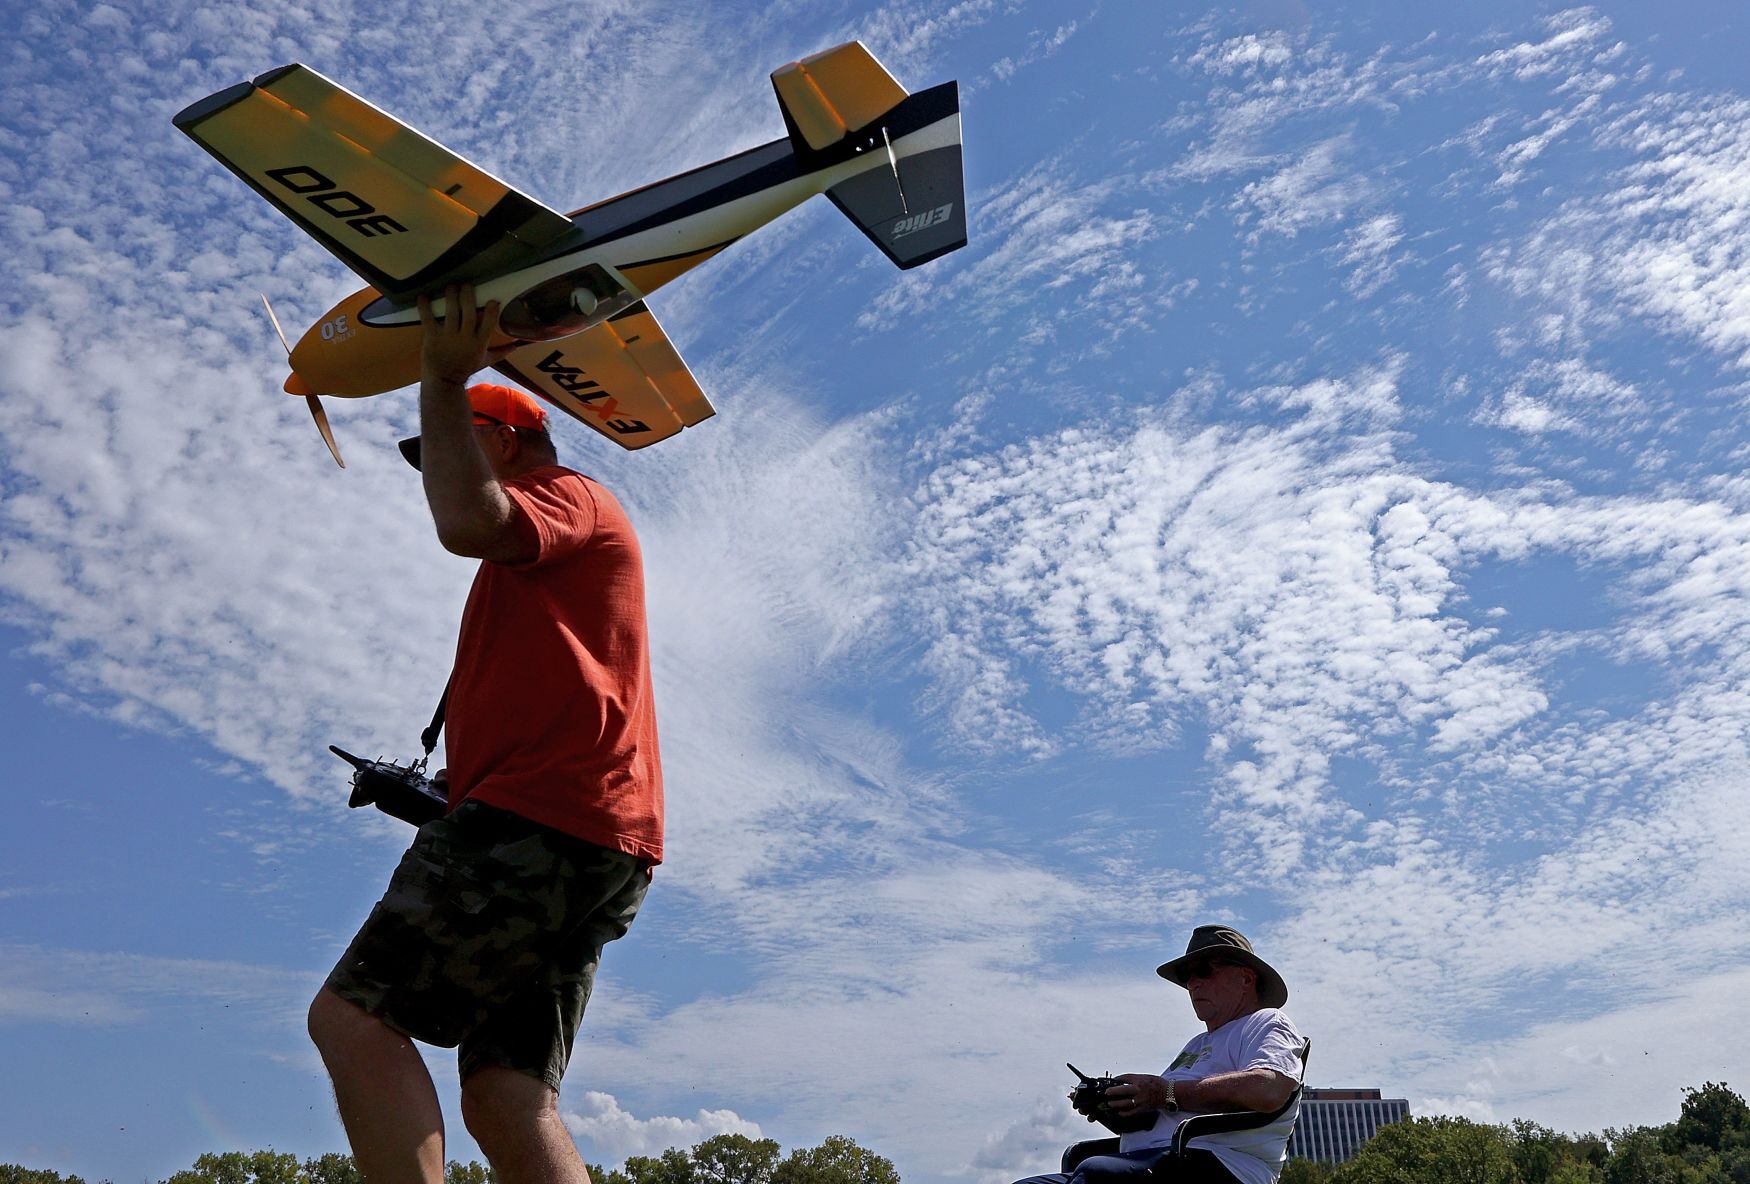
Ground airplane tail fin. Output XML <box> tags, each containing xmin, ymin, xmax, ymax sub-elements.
<box><xmin>772</xmin><ymin>42</ymin><xmax>967</xmax><ymax>270</ymax></box>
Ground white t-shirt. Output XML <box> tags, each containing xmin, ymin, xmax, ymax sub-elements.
<box><xmin>1117</xmin><ymin>1008</ymin><xmax>1305</xmax><ymax>1184</ymax></box>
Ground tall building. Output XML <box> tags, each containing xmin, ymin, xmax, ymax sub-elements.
<box><xmin>1287</xmin><ymin>1088</ymin><xmax>1411</xmax><ymax>1164</ymax></box>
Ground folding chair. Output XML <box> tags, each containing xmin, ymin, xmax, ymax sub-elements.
<box><xmin>1060</xmin><ymin>1038</ymin><xmax>1312</xmax><ymax>1178</ymax></box>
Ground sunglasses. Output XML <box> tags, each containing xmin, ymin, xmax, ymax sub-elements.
<box><xmin>1183</xmin><ymin>958</ymin><xmax>1239</xmax><ymax>980</ymax></box>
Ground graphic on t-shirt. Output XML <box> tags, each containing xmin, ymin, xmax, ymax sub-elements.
<box><xmin>1168</xmin><ymin>1043</ymin><xmax>1211</xmax><ymax>1072</ymax></box>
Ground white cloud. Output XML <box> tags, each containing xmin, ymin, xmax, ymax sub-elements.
<box><xmin>1189</xmin><ymin>33</ymin><xmax>1295</xmax><ymax>76</ymax></box>
<box><xmin>1158</xmin><ymin>38</ymin><xmax>1390</xmax><ymax>185</ymax></box>
<box><xmin>565</xmin><ymin>1092</ymin><xmax>765</xmax><ymax>1166</ymax></box>
<box><xmin>1233</xmin><ymin>136</ymin><xmax>1371</xmax><ymax>241</ymax></box>
<box><xmin>990</xmin><ymin>19</ymin><xmax>1082</xmax><ymax>84</ymax></box>
<box><xmin>1475</xmin><ymin>358</ymin><xmax>1643</xmax><ymax>437</ymax></box>
<box><xmin>1484</xmin><ymin>87</ymin><xmax>1750</xmax><ymax>369</ymax></box>
<box><xmin>857</xmin><ymin>161</ymin><xmax>1159</xmax><ymax>339</ymax></box>
<box><xmin>1336</xmin><ymin>213</ymin><xmax>1406</xmax><ymax>297</ymax></box>
<box><xmin>1474</xmin><ymin>8</ymin><xmax>1613</xmax><ymax>82</ymax></box>
<box><xmin>1490</xmin><ymin>95</ymin><xmax>1599</xmax><ymax>189</ymax></box>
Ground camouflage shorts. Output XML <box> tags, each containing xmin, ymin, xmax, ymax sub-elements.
<box><xmin>325</xmin><ymin>799</ymin><xmax>650</xmax><ymax>1090</ymax></box>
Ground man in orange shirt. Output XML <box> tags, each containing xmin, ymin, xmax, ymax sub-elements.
<box><xmin>308</xmin><ymin>284</ymin><xmax>663</xmax><ymax>1184</ymax></box>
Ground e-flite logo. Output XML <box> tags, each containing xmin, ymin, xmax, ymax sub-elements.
<box><xmin>892</xmin><ymin>203</ymin><xmax>954</xmax><ymax>240</ymax></box>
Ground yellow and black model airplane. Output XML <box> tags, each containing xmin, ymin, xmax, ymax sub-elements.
<box><xmin>174</xmin><ymin>42</ymin><xmax>967</xmax><ymax>466</ymax></box>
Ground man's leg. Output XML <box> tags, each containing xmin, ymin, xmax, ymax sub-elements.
<box><xmin>1070</xmin><ymin>1151</ymin><xmax>1173</xmax><ymax>1184</ymax></box>
<box><xmin>1152</xmin><ymin>1150</ymin><xmax>1241</xmax><ymax>1183</ymax></box>
<box><xmin>454</xmin><ymin>830</ymin><xmax>649</xmax><ymax>1182</ymax></box>
<box><xmin>461</xmin><ymin>1065</ymin><xmax>588</xmax><ymax>1184</ymax></box>
<box><xmin>308</xmin><ymin>987</ymin><xmax>445</xmax><ymax>1184</ymax></box>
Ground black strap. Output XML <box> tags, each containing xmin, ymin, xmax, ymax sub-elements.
<box><xmin>420</xmin><ymin>676</ymin><xmax>452</xmax><ymax>755</ymax></box>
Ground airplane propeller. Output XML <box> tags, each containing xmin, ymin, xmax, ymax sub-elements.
<box><xmin>259</xmin><ymin>293</ymin><xmax>345</xmax><ymax>468</ymax></box>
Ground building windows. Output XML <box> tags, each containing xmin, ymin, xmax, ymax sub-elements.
<box><xmin>1288</xmin><ymin>1088</ymin><xmax>1411</xmax><ymax>1164</ymax></box>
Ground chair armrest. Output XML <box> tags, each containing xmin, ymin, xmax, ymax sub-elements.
<box><xmin>1169</xmin><ymin>1103</ymin><xmax>1294</xmax><ymax>1157</ymax></box>
<box><xmin>1169</xmin><ymin>1038</ymin><xmax>1311</xmax><ymax>1159</ymax></box>
<box><xmin>1062</xmin><ymin>1137</ymin><xmax>1121</xmax><ymax>1173</ymax></box>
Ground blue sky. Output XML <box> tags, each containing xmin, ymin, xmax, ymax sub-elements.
<box><xmin>5</xmin><ymin>0</ymin><xmax>1750</xmax><ymax>1179</ymax></box>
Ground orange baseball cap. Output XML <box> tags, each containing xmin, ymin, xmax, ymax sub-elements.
<box><xmin>398</xmin><ymin>383</ymin><xmax>549</xmax><ymax>470</ymax></box>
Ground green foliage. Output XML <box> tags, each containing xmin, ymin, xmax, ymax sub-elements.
<box><xmin>1281</xmin><ymin>1159</ymin><xmax>1333</xmax><ymax>1183</ymax></box>
<box><xmin>1507</xmin><ymin>1119</ymin><xmax>1604</xmax><ymax>1184</ymax></box>
<box><xmin>300</xmin><ymin>1154</ymin><xmax>362</xmax><ymax>1184</ymax></box>
<box><xmin>1667</xmin><ymin>1083</ymin><xmax>1750</xmax><ymax>1161</ymax></box>
<box><xmin>770</xmin><ymin>1136</ymin><xmax>899</xmax><ymax>1184</ymax></box>
<box><xmin>3</xmin><ymin>1133</ymin><xmax>887</xmax><ymax>1184</ymax></box>
<box><xmin>1329</xmin><ymin>1115</ymin><xmax>1520</xmax><ymax>1184</ymax></box>
<box><xmin>9</xmin><ymin>1087</ymin><xmax>1750</xmax><ymax>1184</ymax></box>
<box><xmin>692</xmin><ymin>1134</ymin><xmax>782</xmax><ymax>1184</ymax></box>
<box><xmin>1602</xmin><ymin>1127</ymin><xmax>1699</xmax><ymax>1184</ymax></box>
<box><xmin>0</xmin><ymin>1168</ymin><xmax>90</xmax><ymax>1184</ymax></box>
<box><xmin>0</xmin><ymin>1149</ymin><xmax>487</xmax><ymax>1184</ymax></box>
<box><xmin>620</xmin><ymin>1147</ymin><xmax>697</xmax><ymax>1184</ymax></box>
<box><xmin>1301</xmin><ymin>1085</ymin><xmax>1748</xmax><ymax>1184</ymax></box>
<box><xmin>161</xmin><ymin>1151</ymin><xmax>306</xmax><ymax>1184</ymax></box>
<box><xmin>603</xmin><ymin>1133</ymin><xmax>893</xmax><ymax>1184</ymax></box>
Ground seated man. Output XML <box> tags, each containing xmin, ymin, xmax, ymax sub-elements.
<box><xmin>1017</xmin><ymin>926</ymin><xmax>1305</xmax><ymax>1184</ymax></box>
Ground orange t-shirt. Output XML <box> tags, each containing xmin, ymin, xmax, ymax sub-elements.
<box><xmin>443</xmin><ymin>466</ymin><xmax>663</xmax><ymax>864</ymax></box>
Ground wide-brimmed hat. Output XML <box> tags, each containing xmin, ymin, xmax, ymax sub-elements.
<box><xmin>399</xmin><ymin>383</ymin><xmax>549</xmax><ymax>470</ymax></box>
<box><xmin>1156</xmin><ymin>925</ymin><xmax>1288</xmax><ymax>1009</ymax></box>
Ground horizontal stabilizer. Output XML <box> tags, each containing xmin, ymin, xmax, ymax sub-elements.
<box><xmin>772</xmin><ymin>41</ymin><xmax>908</xmax><ymax>150</ymax></box>
<box><xmin>173</xmin><ymin>64</ymin><xmax>575</xmax><ymax>296</ymax></box>
<box><xmin>494</xmin><ymin>304</ymin><xmax>714</xmax><ymax>451</ymax></box>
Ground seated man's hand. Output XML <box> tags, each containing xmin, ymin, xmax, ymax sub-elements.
<box><xmin>1104</xmin><ymin>1074</ymin><xmax>1168</xmax><ymax>1119</ymax></box>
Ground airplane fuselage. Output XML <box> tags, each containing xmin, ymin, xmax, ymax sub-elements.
<box><xmin>287</xmin><ymin>89</ymin><xmax>961</xmax><ymax>399</ymax></box>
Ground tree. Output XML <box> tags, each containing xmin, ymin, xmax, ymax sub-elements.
<box><xmin>1</xmin><ymin>1169</ymin><xmax>89</xmax><ymax>1184</ymax></box>
<box><xmin>301</xmin><ymin>1155</ymin><xmax>362</xmax><ymax>1184</ymax></box>
<box><xmin>443</xmin><ymin>1162</ymin><xmax>493</xmax><ymax>1184</ymax></box>
<box><xmin>1280</xmin><ymin>1159</ymin><xmax>1333</xmax><ymax>1183</ymax></box>
<box><xmin>1507</xmin><ymin>1119</ymin><xmax>1603</xmax><ymax>1184</ymax></box>
<box><xmin>161</xmin><ymin>1151</ymin><xmax>305</xmax><ymax>1184</ymax></box>
<box><xmin>1666</xmin><ymin>1083</ymin><xmax>1750</xmax><ymax>1159</ymax></box>
<box><xmin>770</xmin><ymin>1137</ymin><xmax>899</xmax><ymax>1184</ymax></box>
<box><xmin>1330</xmin><ymin>1115</ymin><xmax>1520</xmax><ymax>1184</ymax></box>
<box><xmin>691</xmin><ymin>1135</ymin><xmax>781</xmax><ymax>1184</ymax></box>
<box><xmin>620</xmin><ymin>1148</ymin><xmax>697</xmax><ymax>1184</ymax></box>
<box><xmin>1602</xmin><ymin>1127</ymin><xmax>1700</xmax><ymax>1184</ymax></box>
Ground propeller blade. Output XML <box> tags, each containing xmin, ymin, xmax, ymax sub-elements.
<box><xmin>258</xmin><ymin>292</ymin><xmax>294</xmax><ymax>355</ymax></box>
<box><xmin>260</xmin><ymin>294</ymin><xmax>345</xmax><ymax>469</ymax></box>
<box><xmin>307</xmin><ymin>394</ymin><xmax>346</xmax><ymax>468</ymax></box>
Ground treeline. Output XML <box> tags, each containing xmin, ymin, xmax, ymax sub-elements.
<box><xmin>0</xmin><ymin>1131</ymin><xmax>898</xmax><ymax>1184</ymax></box>
<box><xmin>7</xmin><ymin>1083</ymin><xmax>1744</xmax><ymax>1184</ymax></box>
<box><xmin>1281</xmin><ymin>1081</ymin><xmax>1749</xmax><ymax>1184</ymax></box>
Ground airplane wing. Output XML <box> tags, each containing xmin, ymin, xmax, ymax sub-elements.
<box><xmin>173</xmin><ymin>64</ymin><xmax>576</xmax><ymax>299</ymax></box>
<box><xmin>493</xmin><ymin>303</ymin><xmax>716</xmax><ymax>450</ymax></box>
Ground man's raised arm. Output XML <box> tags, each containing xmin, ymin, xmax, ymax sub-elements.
<box><xmin>416</xmin><ymin>284</ymin><xmax>530</xmax><ymax>562</ymax></box>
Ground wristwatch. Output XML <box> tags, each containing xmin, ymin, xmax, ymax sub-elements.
<box><xmin>1162</xmin><ymin>1079</ymin><xmax>1179</xmax><ymax>1112</ymax></box>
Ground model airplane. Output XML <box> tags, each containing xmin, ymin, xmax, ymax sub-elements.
<box><xmin>174</xmin><ymin>43</ymin><xmax>967</xmax><ymax>466</ymax></box>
